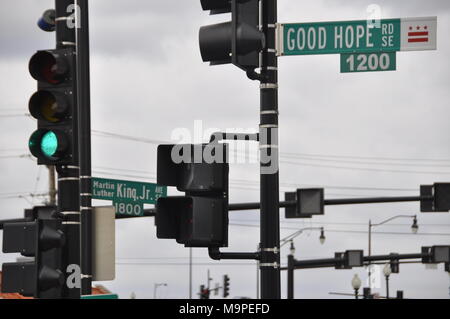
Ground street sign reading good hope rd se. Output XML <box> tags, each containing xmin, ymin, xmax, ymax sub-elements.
<box><xmin>278</xmin><ymin>17</ymin><xmax>437</xmax><ymax>55</ymax></box>
<box><xmin>92</xmin><ymin>177</ymin><xmax>167</xmax><ymax>216</ymax></box>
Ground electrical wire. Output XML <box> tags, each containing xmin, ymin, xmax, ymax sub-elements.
<box><xmin>228</xmin><ymin>223</ymin><xmax>450</xmax><ymax>236</ymax></box>
<box><xmin>91</xmin><ymin>130</ymin><xmax>450</xmax><ymax>175</ymax></box>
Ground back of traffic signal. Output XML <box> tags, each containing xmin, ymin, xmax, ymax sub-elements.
<box><xmin>1</xmin><ymin>206</ymin><xmax>66</xmax><ymax>298</ymax></box>
<box><xmin>199</xmin><ymin>0</ymin><xmax>265</xmax><ymax>75</ymax></box>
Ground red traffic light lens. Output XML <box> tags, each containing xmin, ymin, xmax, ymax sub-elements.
<box><xmin>29</xmin><ymin>91</ymin><xmax>68</xmax><ymax>123</ymax></box>
<box><xmin>29</xmin><ymin>51</ymin><xmax>68</xmax><ymax>84</ymax></box>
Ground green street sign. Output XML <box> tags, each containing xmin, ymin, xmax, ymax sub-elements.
<box><xmin>112</xmin><ymin>199</ymin><xmax>144</xmax><ymax>217</ymax></box>
<box><xmin>341</xmin><ymin>52</ymin><xmax>396</xmax><ymax>73</ymax></box>
<box><xmin>92</xmin><ymin>177</ymin><xmax>167</xmax><ymax>216</ymax></box>
<box><xmin>279</xmin><ymin>16</ymin><xmax>436</xmax><ymax>56</ymax></box>
<box><xmin>81</xmin><ymin>294</ymin><xmax>119</xmax><ymax>299</ymax></box>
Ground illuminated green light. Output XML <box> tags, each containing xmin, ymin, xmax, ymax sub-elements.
<box><xmin>40</xmin><ymin>131</ymin><xmax>58</xmax><ymax>157</ymax></box>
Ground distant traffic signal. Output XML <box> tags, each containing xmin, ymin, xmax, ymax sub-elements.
<box><xmin>199</xmin><ymin>0</ymin><xmax>265</xmax><ymax>72</ymax></box>
<box><xmin>28</xmin><ymin>48</ymin><xmax>78</xmax><ymax>165</ymax></box>
<box><xmin>1</xmin><ymin>207</ymin><xmax>66</xmax><ymax>298</ymax></box>
<box><xmin>420</xmin><ymin>183</ymin><xmax>450</xmax><ymax>212</ymax></box>
<box><xmin>223</xmin><ymin>274</ymin><xmax>230</xmax><ymax>298</ymax></box>
<box><xmin>156</xmin><ymin>143</ymin><xmax>229</xmax><ymax>247</ymax></box>
<box><xmin>285</xmin><ymin>188</ymin><xmax>325</xmax><ymax>219</ymax></box>
<box><xmin>389</xmin><ymin>253</ymin><xmax>400</xmax><ymax>273</ymax></box>
<box><xmin>199</xmin><ymin>285</ymin><xmax>210</xmax><ymax>299</ymax></box>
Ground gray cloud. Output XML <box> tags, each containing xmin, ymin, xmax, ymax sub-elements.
<box><xmin>0</xmin><ymin>0</ymin><xmax>449</xmax><ymax>299</ymax></box>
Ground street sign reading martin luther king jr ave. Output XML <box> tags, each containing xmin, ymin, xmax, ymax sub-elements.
<box><xmin>92</xmin><ymin>177</ymin><xmax>167</xmax><ymax>216</ymax></box>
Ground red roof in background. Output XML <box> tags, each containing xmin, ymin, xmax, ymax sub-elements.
<box><xmin>0</xmin><ymin>271</ymin><xmax>112</xmax><ymax>299</ymax></box>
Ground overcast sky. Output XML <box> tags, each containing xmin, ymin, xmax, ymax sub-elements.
<box><xmin>0</xmin><ymin>0</ymin><xmax>449</xmax><ymax>299</ymax></box>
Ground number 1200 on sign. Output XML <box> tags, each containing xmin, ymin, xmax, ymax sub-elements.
<box><xmin>341</xmin><ymin>52</ymin><xmax>396</xmax><ymax>73</ymax></box>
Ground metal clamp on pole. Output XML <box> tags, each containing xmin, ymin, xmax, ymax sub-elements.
<box><xmin>259</xmin><ymin>262</ymin><xmax>279</xmax><ymax>269</ymax></box>
<box><xmin>208</xmin><ymin>247</ymin><xmax>260</xmax><ymax>261</ymax></box>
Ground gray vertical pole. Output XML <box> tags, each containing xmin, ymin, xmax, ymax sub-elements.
<box><xmin>386</xmin><ymin>276</ymin><xmax>389</xmax><ymax>299</ymax></box>
<box><xmin>47</xmin><ymin>165</ymin><xmax>56</xmax><ymax>205</ymax></box>
<box><xmin>256</xmin><ymin>243</ymin><xmax>260</xmax><ymax>299</ymax></box>
<box><xmin>55</xmin><ymin>0</ymin><xmax>81</xmax><ymax>299</ymax></box>
<box><xmin>368</xmin><ymin>220</ymin><xmax>372</xmax><ymax>287</ymax></box>
<box><xmin>76</xmin><ymin>0</ymin><xmax>93</xmax><ymax>295</ymax></box>
<box><xmin>287</xmin><ymin>254</ymin><xmax>294</xmax><ymax>299</ymax></box>
<box><xmin>189</xmin><ymin>247</ymin><xmax>192</xmax><ymax>299</ymax></box>
<box><xmin>259</xmin><ymin>0</ymin><xmax>280</xmax><ymax>299</ymax></box>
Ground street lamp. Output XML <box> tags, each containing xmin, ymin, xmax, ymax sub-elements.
<box><xmin>280</xmin><ymin>227</ymin><xmax>326</xmax><ymax>248</ymax></box>
<box><xmin>153</xmin><ymin>283</ymin><xmax>167</xmax><ymax>299</ymax></box>
<box><xmin>368</xmin><ymin>215</ymin><xmax>418</xmax><ymax>286</ymax></box>
<box><xmin>319</xmin><ymin>228</ymin><xmax>326</xmax><ymax>245</ymax></box>
<box><xmin>383</xmin><ymin>263</ymin><xmax>392</xmax><ymax>299</ymax></box>
<box><xmin>411</xmin><ymin>216</ymin><xmax>419</xmax><ymax>234</ymax></box>
<box><xmin>351</xmin><ymin>274</ymin><xmax>362</xmax><ymax>299</ymax></box>
<box><xmin>279</xmin><ymin>227</ymin><xmax>325</xmax><ymax>300</ymax></box>
<box><xmin>289</xmin><ymin>240</ymin><xmax>296</xmax><ymax>255</ymax></box>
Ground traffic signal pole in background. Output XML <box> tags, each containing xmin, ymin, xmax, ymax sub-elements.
<box><xmin>259</xmin><ymin>0</ymin><xmax>281</xmax><ymax>299</ymax></box>
<box><xmin>54</xmin><ymin>0</ymin><xmax>81</xmax><ymax>299</ymax></box>
<box><xmin>76</xmin><ymin>0</ymin><xmax>93</xmax><ymax>296</ymax></box>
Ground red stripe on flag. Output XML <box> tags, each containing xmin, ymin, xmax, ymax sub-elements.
<box><xmin>408</xmin><ymin>31</ymin><xmax>429</xmax><ymax>36</ymax></box>
<box><xmin>408</xmin><ymin>38</ymin><xmax>428</xmax><ymax>43</ymax></box>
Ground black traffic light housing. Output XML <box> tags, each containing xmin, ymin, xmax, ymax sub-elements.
<box><xmin>156</xmin><ymin>143</ymin><xmax>229</xmax><ymax>247</ymax></box>
<box><xmin>420</xmin><ymin>183</ymin><xmax>450</xmax><ymax>212</ymax></box>
<box><xmin>199</xmin><ymin>0</ymin><xmax>265</xmax><ymax>72</ymax></box>
<box><xmin>28</xmin><ymin>48</ymin><xmax>78</xmax><ymax>165</ymax></box>
<box><xmin>335</xmin><ymin>250</ymin><xmax>364</xmax><ymax>269</ymax></box>
<box><xmin>285</xmin><ymin>188</ymin><xmax>324</xmax><ymax>219</ymax></box>
<box><xmin>422</xmin><ymin>246</ymin><xmax>450</xmax><ymax>264</ymax></box>
<box><xmin>1</xmin><ymin>212</ymin><xmax>66</xmax><ymax>298</ymax></box>
<box><xmin>223</xmin><ymin>274</ymin><xmax>230</xmax><ymax>298</ymax></box>
<box><xmin>199</xmin><ymin>285</ymin><xmax>210</xmax><ymax>299</ymax></box>
<box><xmin>390</xmin><ymin>253</ymin><xmax>400</xmax><ymax>273</ymax></box>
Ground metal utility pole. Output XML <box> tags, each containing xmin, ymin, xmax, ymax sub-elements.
<box><xmin>76</xmin><ymin>0</ymin><xmax>93</xmax><ymax>295</ymax></box>
<box><xmin>189</xmin><ymin>247</ymin><xmax>192</xmax><ymax>299</ymax></box>
<box><xmin>259</xmin><ymin>0</ymin><xmax>280</xmax><ymax>299</ymax></box>
<box><xmin>47</xmin><ymin>165</ymin><xmax>56</xmax><ymax>205</ymax></box>
<box><xmin>55</xmin><ymin>0</ymin><xmax>81</xmax><ymax>299</ymax></box>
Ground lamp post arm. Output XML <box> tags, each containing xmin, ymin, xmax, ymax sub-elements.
<box><xmin>372</xmin><ymin>214</ymin><xmax>416</xmax><ymax>227</ymax></box>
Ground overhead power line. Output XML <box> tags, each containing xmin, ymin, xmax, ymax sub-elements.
<box><xmin>229</xmin><ymin>223</ymin><xmax>450</xmax><ymax>236</ymax></box>
<box><xmin>91</xmin><ymin>130</ymin><xmax>450</xmax><ymax>175</ymax></box>
<box><xmin>93</xmin><ymin>166</ymin><xmax>418</xmax><ymax>193</ymax></box>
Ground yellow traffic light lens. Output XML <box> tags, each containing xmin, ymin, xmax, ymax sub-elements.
<box><xmin>29</xmin><ymin>91</ymin><xmax>68</xmax><ymax>123</ymax></box>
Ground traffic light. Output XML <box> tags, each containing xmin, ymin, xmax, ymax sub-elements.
<box><xmin>28</xmin><ymin>48</ymin><xmax>78</xmax><ymax>165</ymax></box>
<box><xmin>389</xmin><ymin>253</ymin><xmax>400</xmax><ymax>273</ymax></box>
<box><xmin>156</xmin><ymin>143</ymin><xmax>229</xmax><ymax>247</ymax></box>
<box><xmin>223</xmin><ymin>274</ymin><xmax>230</xmax><ymax>298</ymax></box>
<box><xmin>422</xmin><ymin>246</ymin><xmax>450</xmax><ymax>264</ymax></box>
<box><xmin>285</xmin><ymin>188</ymin><xmax>324</xmax><ymax>219</ymax></box>
<box><xmin>199</xmin><ymin>285</ymin><xmax>210</xmax><ymax>299</ymax></box>
<box><xmin>420</xmin><ymin>183</ymin><xmax>450</xmax><ymax>212</ymax></box>
<box><xmin>199</xmin><ymin>0</ymin><xmax>265</xmax><ymax>72</ymax></box>
<box><xmin>1</xmin><ymin>207</ymin><xmax>66</xmax><ymax>298</ymax></box>
<box><xmin>335</xmin><ymin>250</ymin><xmax>364</xmax><ymax>269</ymax></box>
